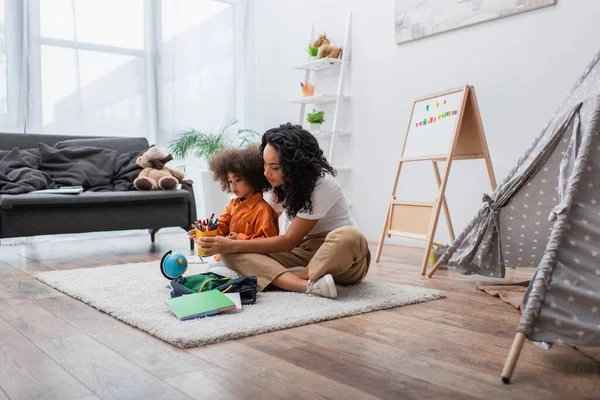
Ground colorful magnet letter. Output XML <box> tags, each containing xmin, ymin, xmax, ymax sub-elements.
<box><xmin>425</xmin><ymin>105</ymin><xmax>429</xmax><ymax>111</ymax></box>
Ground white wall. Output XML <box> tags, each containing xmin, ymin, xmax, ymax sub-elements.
<box><xmin>251</xmin><ymin>0</ymin><xmax>600</xmax><ymax>246</ymax></box>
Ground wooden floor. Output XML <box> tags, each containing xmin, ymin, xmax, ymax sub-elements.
<box><xmin>0</xmin><ymin>232</ymin><xmax>599</xmax><ymax>400</ymax></box>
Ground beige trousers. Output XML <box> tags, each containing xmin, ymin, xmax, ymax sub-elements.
<box><xmin>220</xmin><ymin>226</ymin><xmax>371</xmax><ymax>291</ymax></box>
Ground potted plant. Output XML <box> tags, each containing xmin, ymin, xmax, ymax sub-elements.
<box><xmin>306</xmin><ymin>109</ymin><xmax>325</xmax><ymax>131</ymax></box>
<box><xmin>169</xmin><ymin>117</ymin><xmax>260</xmax><ymax>217</ymax></box>
<box><xmin>308</xmin><ymin>44</ymin><xmax>319</xmax><ymax>60</ymax></box>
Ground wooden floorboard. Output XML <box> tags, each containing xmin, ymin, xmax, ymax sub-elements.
<box><xmin>0</xmin><ymin>231</ymin><xmax>598</xmax><ymax>399</ymax></box>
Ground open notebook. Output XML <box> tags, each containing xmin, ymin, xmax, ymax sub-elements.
<box><xmin>166</xmin><ymin>290</ymin><xmax>236</xmax><ymax>321</ymax></box>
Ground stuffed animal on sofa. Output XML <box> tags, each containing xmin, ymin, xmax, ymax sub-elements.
<box><xmin>134</xmin><ymin>146</ymin><xmax>192</xmax><ymax>191</ymax></box>
<box><xmin>312</xmin><ymin>33</ymin><xmax>343</xmax><ymax>59</ymax></box>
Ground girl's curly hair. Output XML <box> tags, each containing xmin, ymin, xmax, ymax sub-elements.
<box><xmin>209</xmin><ymin>144</ymin><xmax>271</xmax><ymax>193</ymax></box>
<box><xmin>260</xmin><ymin>123</ymin><xmax>336</xmax><ymax>218</ymax></box>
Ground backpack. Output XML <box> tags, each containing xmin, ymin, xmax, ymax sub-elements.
<box><xmin>160</xmin><ymin>250</ymin><xmax>258</xmax><ymax>305</ymax></box>
<box><xmin>168</xmin><ymin>272</ymin><xmax>257</xmax><ymax>305</ymax></box>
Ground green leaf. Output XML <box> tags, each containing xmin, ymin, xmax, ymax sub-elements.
<box><xmin>306</xmin><ymin>108</ymin><xmax>325</xmax><ymax>124</ymax></box>
<box><xmin>168</xmin><ymin>117</ymin><xmax>260</xmax><ymax>161</ymax></box>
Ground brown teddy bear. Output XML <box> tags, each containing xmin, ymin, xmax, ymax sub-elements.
<box><xmin>134</xmin><ymin>146</ymin><xmax>192</xmax><ymax>190</ymax></box>
<box><xmin>312</xmin><ymin>34</ymin><xmax>343</xmax><ymax>59</ymax></box>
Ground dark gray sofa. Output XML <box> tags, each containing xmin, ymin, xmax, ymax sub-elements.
<box><xmin>0</xmin><ymin>132</ymin><xmax>196</xmax><ymax>248</ymax></box>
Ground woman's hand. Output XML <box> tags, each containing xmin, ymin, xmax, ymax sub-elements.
<box><xmin>227</xmin><ymin>232</ymin><xmax>238</xmax><ymax>240</ymax></box>
<box><xmin>197</xmin><ymin>236</ymin><xmax>236</xmax><ymax>257</ymax></box>
<box><xmin>187</xmin><ymin>229</ymin><xmax>195</xmax><ymax>240</ymax></box>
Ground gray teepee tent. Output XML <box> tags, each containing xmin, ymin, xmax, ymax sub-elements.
<box><xmin>430</xmin><ymin>50</ymin><xmax>600</xmax><ymax>382</ymax></box>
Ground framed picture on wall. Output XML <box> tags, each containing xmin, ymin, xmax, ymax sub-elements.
<box><xmin>395</xmin><ymin>0</ymin><xmax>557</xmax><ymax>45</ymax></box>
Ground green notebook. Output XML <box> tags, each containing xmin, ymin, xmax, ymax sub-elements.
<box><xmin>166</xmin><ymin>290</ymin><xmax>236</xmax><ymax>321</ymax></box>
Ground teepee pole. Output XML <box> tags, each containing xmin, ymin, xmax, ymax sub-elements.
<box><xmin>427</xmin><ymin>255</ymin><xmax>446</xmax><ymax>278</ymax></box>
<box><xmin>501</xmin><ymin>332</ymin><xmax>526</xmax><ymax>384</ymax></box>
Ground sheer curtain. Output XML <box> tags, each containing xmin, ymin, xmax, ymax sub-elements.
<box><xmin>158</xmin><ymin>0</ymin><xmax>237</xmax><ymax>147</ymax></box>
<box><xmin>158</xmin><ymin>0</ymin><xmax>240</xmax><ymax>217</ymax></box>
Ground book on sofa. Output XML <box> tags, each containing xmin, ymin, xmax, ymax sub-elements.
<box><xmin>29</xmin><ymin>186</ymin><xmax>84</xmax><ymax>194</ymax></box>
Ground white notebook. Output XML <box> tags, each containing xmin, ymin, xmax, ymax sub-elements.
<box><xmin>30</xmin><ymin>186</ymin><xmax>84</xmax><ymax>194</ymax></box>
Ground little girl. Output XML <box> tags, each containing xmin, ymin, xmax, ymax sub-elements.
<box><xmin>190</xmin><ymin>145</ymin><xmax>278</xmax><ymax>268</ymax></box>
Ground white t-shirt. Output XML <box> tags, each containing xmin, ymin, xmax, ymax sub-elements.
<box><xmin>267</xmin><ymin>173</ymin><xmax>357</xmax><ymax>235</ymax></box>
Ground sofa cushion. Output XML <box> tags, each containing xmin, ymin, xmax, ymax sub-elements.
<box><xmin>113</xmin><ymin>150</ymin><xmax>143</xmax><ymax>191</ymax></box>
<box><xmin>54</xmin><ymin>137</ymin><xmax>148</xmax><ymax>156</ymax></box>
<box><xmin>38</xmin><ymin>142</ymin><xmax>117</xmax><ymax>189</ymax></box>
<box><xmin>0</xmin><ymin>148</ymin><xmax>57</xmax><ymax>195</ymax></box>
<box><xmin>0</xmin><ymin>147</ymin><xmax>40</xmax><ymax>169</ymax></box>
<box><xmin>0</xmin><ymin>189</ymin><xmax>192</xmax><ymax>210</ymax></box>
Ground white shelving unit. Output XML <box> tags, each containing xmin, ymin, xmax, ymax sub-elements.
<box><xmin>292</xmin><ymin>11</ymin><xmax>352</xmax><ymax>165</ymax></box>
<box><xmin>281</xmin><ymin>12</ymin><xmax>354</xmax><ymax>231</ymax></box>
<box><xmin>293</xmin><ymin>57</ymin><xmax>343</xmax><ymax>71</ymax></box>
<box><xmin>290</xmin><ymin>95</ymin><xmax>349</xmax><ymax>105</ymax></box>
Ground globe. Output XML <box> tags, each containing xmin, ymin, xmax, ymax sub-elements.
<box><xmin>160</xmin><ymin>250</ymin><xmax>188</xmax><ymax>280</ymax></box>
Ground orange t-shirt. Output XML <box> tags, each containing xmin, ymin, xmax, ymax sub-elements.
<box><xmin>212</xmin><ymin>192</ymin><xmax>279</xmax><ymax>261</ymax></box>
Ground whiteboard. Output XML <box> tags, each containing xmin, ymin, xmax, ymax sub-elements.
<box><xmin>402</xmin><ymin>89</ymin><xmax>465</xmax><ymax>158</ymax></box>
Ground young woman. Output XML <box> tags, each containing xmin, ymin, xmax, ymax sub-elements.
<box><xmin>194</xmin><ymin>123</ymin><xmax>370</xmax><ymax>298</ymax></box>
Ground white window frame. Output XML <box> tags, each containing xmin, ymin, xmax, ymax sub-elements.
<box><xmin>0</xmin><ymin>0</ymin><xmax>25</xmax><ymax>131</ymax></box>
<box><xmin>26</xmin><ymin>0</ymin><xmax>154</xmax><ymax>137</ymax></box>
<box><xmin>1</xmin><ymin>0</ymin><xmax>246</xmax><ymax>139</ymax></box>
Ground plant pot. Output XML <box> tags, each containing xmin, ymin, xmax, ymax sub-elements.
<box><xmin>309</xmin><ymin>123</ymin><xmax>322</xmax><ymax>132</ymax></box>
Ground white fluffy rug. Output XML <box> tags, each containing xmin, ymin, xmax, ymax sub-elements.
<box><xmin>36</xmin><ymin>262</ymin><xmax>445</xmax><ymax>348</ymax></box>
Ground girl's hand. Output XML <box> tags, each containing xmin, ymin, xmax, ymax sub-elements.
<box><xmin>197</xmin><ymin>236</ymin><xmax>235</xmax><ymax>256</ymax></box>
<box><xmin>187</xmin><ymin>229</ymin><xmax>196</xmax><ymax>240</ymax></box>
<box><xmin>227</xmin><ymin>232</ymin><xmax>238</xmax><ymax>240</ymax></box>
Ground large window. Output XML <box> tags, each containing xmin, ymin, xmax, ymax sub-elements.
<box><xmin>0</xmin><ymin>0</ymin><xmax>240</xmax><ymax>140</ymax></box>
<box><xmin>31</xmin><ymin>0</ymin><xmax>147</xmax><ymax>137</ymax></box>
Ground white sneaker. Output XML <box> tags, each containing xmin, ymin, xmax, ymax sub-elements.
<box><xmin>306</xmin><ymin>273</ymin><xmax>338</xmax><ymax>299</ymax></box>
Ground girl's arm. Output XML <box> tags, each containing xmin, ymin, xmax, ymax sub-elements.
<box><xmin>216</xmin><ymin>204</ymin><xmax>232</xmax><ymax>237</ymax></box>
<box><xmin>230</xmin><ymin>216</ymin><xmax>317</xmax><ymax>253</ymax></box>
<box><xmin>198</xmin><ymin>216</ymin><xmax>318</xmax><ymax>255</ymax></box>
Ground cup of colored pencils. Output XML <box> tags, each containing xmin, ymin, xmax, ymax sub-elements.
<box><xmin>194</xmin><ymin>214</ymin><xmax>218</xmax><ymax>256</ymax></box>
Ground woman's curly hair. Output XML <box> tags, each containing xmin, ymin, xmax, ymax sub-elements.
<box><xmin>209</xmin><ymin>144</ymin><xmax>271</xmax><ymax>193</ymax></box>
<box><xmin>260</xmin><ymin>123</ymin><xmax>336</xmax><ymax>218</ymax></box>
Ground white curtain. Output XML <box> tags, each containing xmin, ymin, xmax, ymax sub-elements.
<box><xmin>158</xmin><ymin>0</ymin><xmax>237</xmax><ymax>147</ymax></box>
